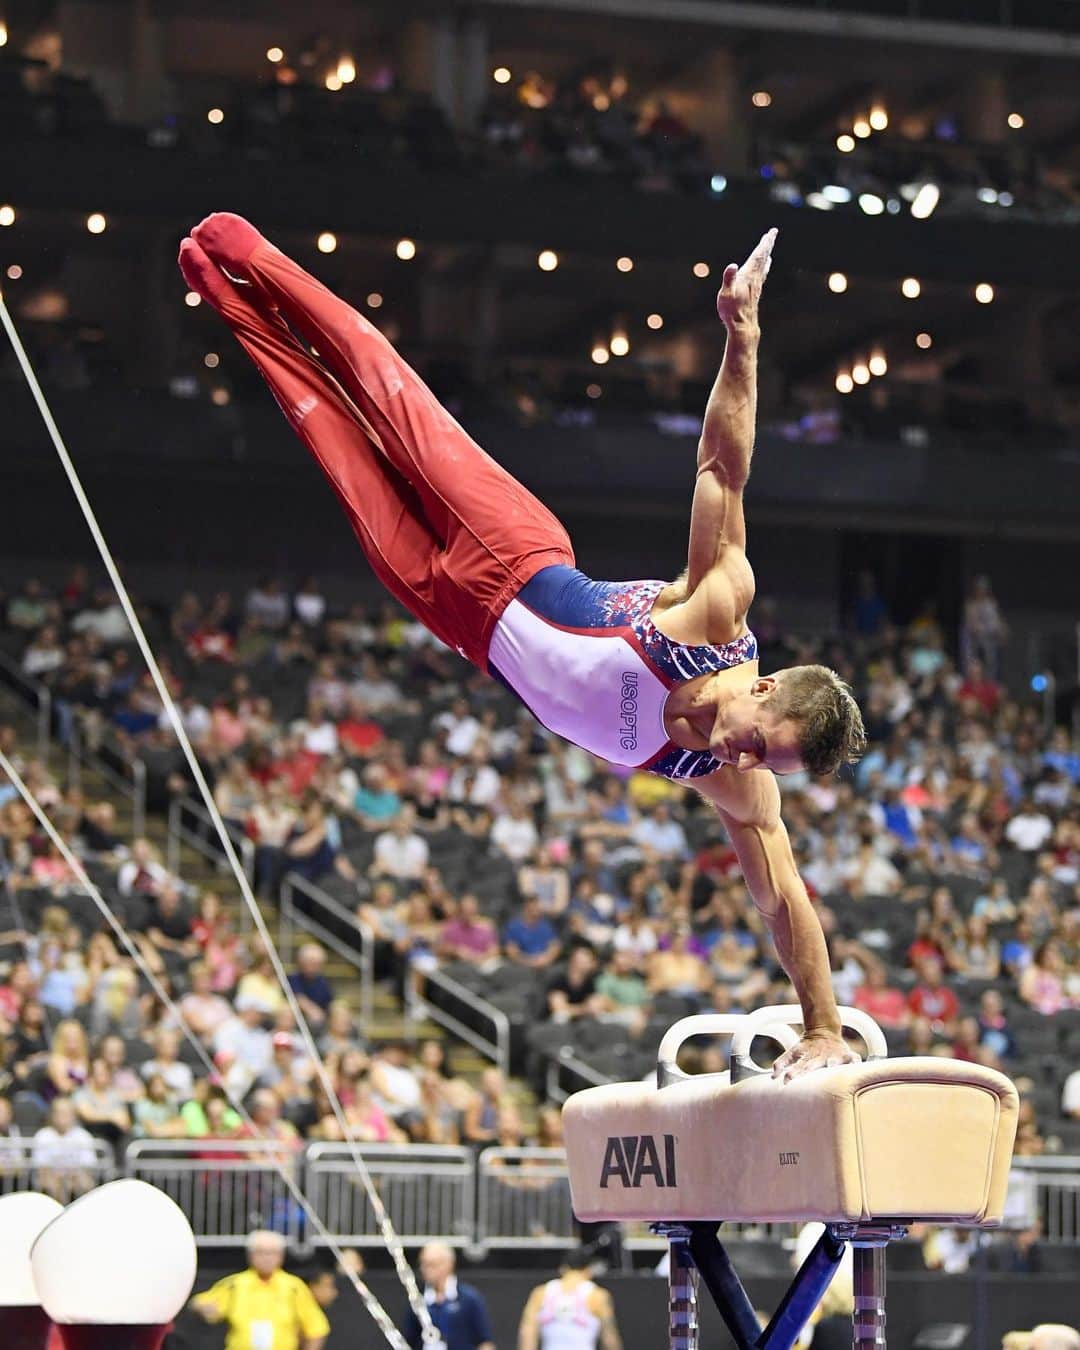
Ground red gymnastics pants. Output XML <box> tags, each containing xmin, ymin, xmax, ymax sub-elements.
<box><xmin>178</xmin><ymin>214</ymin><xmax>575</xmax><ymax>671</ymax></box>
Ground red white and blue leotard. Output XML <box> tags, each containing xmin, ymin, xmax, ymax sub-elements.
<box><xmin>487</xmin><ymin>565</ymin><xmax>758</xmax><ymax>781</ymax></box>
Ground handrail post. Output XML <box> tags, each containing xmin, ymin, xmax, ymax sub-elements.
<box><xmin>167</xmin><ymin>797</ymin><xmax>181</xmax><ymax>878</ymax></box>
<box><xmin>132</xmin><ymin>758</ymin><xmax>146</xmax><ymax>840</ymax></box>
<box><xmin>38</xmin><ymin>687</ymin><xmax>52</xmax><ymax>760</ymax></box>
<box><xmin>68</xmin><ymin>723</ymin><xmax>82</xmax><ymax>792</ymax></box>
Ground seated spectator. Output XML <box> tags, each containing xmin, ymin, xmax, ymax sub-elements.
<box><xmin>492</xmin><ymin>799</ymin><xmax>540</xmax><ymax>862</ymax></box>
<box><xmin>504</xmin><ymin>897</ymin><xmax>561</xmax><ymax>970</ymax></box>
<box><xmin>45</xmin><ymin>1019</ymin><xmax>90</xmax><ymax>1100</ymax></box>
<box><xmin>648</xmin><ymin>923</ymin><xmax>711</xmax><ymax>1002</ymax></box>
<box><xmin>440</xmin><ymin>894</ymin><xmax>500</xmax><ymax>968</ymax></box>
<box><xmin>371</xmin><ymin>806</ymin><xmax>430</xmax><ymax>882</ymax></box>
<box><xmin>1006</xmin><ymin>799</ymin><xmax>1055</xmax><ymax>853</ymax></box>
<box><xmin>1002</xmin><ymin>918</ymin><xmax>1036</xmax><ymax>979</ymax></box>
<box><xmin>462</xmin><ymin>1067</ymin><xmax>508</xmax><ymax>1145</ymax></box>
<box><xmin>852</xmin><ymin>965</ymin><xmax>910</xmax><ymax>1029</ymax></box>
<box><xmin>612</xmin><ymin>904</ymin><xmax>658</xmax><ymax>968</ymax></box>
<box><xmin>1019</xmin><ymin>941</ymin><xmax>1072</xmax><ymax>1015</ymax></box>
<box><xmin>141</xmin><ymin>1028</ymin><xmax>195</xmax><ymax>1099</ymax></box>
<box><xmin>73</xmin><ymin>1055</ymin><xmax>132</xmax><ymax>1143</ymax></box>
<box><xmin>284</xmin><ymin>792</ymin><xmax>358</xmax><ymax>886</ymax></box>
<box><xmin>518</xmin><ymin>844</ymin><xmax>570</xmax><ymax>917</ymax></box>
<box><xmin>178</xmin><ymin>962</ymin><xmax>233</xmax><ymax>1042</ymax></box>
<box><xmin>907</xmin><ymin>956</ymin><xmax>959</xmax><ymax>1034</ymax></box>
<box><xmin>545</xmin><ymin>946</ymin><xmax>602</xmax><ymax>1023</ymax></box>
<box><xmin>352</xmin><ymin>762</ymin><xmax>402</xmax><ymax>825</ymax></box>
<box><xmin>99</xmin><ymin>1034</ymin><xmax>146</xmax><ymax>1105</ymax></box>
<box><xmin>633</xmin><ymin>802</ymin><xmax>688</xmax><ymax>860</ymax></box>
<box><xmin>236</xmin><ymin>952</ymin><xmax>288</xmax><ymax>1017</ymax></box>
<box><xmin>317</xmin><ymin>1000</ymin><xmax>365</xmax><ymax>1057</ymax></box>
<box><xmin>288</xmin><ymin>942</ymin><xmax>333</xmax><ymax>1028</ymax></box>
<box><xmin>132</xmin><ymin>1072</ymin><xmax>188</xmax><ymax>1139</ymax></box>
<box><xmin>947</xmin><ymin>915</ymin><xmax>1001</xmax><ymax>980</ymax></box>
<box><xmin>32</xmin><ymin>1097</ymin><xmax>98</xmax><ymax>1200</ymax></box>
<box><xmin>249</xmin><ymin>779</ymin><xmax>299</xmax><ymax>896</ymax></box>
<box><xmin>181</xmin><ymin>1078</ymin><xmax>241</xmax><ymax>1139</ymax></box>
<box><xmin>117</xmin><ymin>837</ymin><xmax>170</xmax><ymax>898</ymax></box>
<box><xmin>369</xmin><ymin>1042</ymin><xmax>423</xmax><ymax>1130</ymax></box>
<box><xmin>214</xmin><ymin>994</ymin><xmax>274</xmax><ymax>1088</ymax></box>
<box><xmin>595</xmin><ymin>948</ymin><xmax>651</xmax><ymax>1030</ymax></box>
<box><xmin>141</xmin><ymin>883</ymin><xmax>199</xmax><ymax>972</ymax></box>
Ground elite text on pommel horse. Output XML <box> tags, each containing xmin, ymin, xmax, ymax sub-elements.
<box><xmin>562</xmin><ymin>1005</ymin><xmax>1019</xmax><ymax>1350</ymax></box>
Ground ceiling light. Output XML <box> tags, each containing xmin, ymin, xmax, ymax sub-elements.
<box><xmin>86</xmin><ymin>213</ymin><xmax>107</xmax><ymax>234</ymax></box>
<box><xmin>901</xmin><ymin>277</ymin><xmax>921</xmax><ymax>299</ymax></box>
<box><xmin>317</xmin><ymin>232</ymin><xmax>337</xmax><ymax>253</ymax></box>
<box><xmin>710</xmin><ymin>173</ymin><xmax>728</xmax><ymax>194</ymax></box>
<box><xmin>835</xmin><ymin>372</ymin><xmax>854</xmax><ymax>394</ymax></box>
<box><xmin>537</xmin><ymin>249</ymin><xmax>558</xmax><ymax>271</ymax></box>
<box><xmin>494</xmin><ymin>66</ymin><xmax>512</xmax><ymax>84</ymax></box>
<box><xmin>396</xmin><ymin>238</ymin><xmax>416</xmax><ymax>261</ymax></box>
<box><xmin>367</xmin><ymin>292</ymin><xmax>383</xmax><ymax>308</ymax></box>
<box><xmin>1007</xmin><ymin>112</ymin><xmax>1024</xmax><ymax>129</ymax></box>
<box><xmin>692</xmin><ymin>262</ymin><xmax>710</xmax><ymax>278</ymax></box>
<box><xmin>974</xmin><ymin>282</ymin><xmax>995</xmax><ymax>304</ymax></box>
<box><xmin>910</xmin><ymin>182</ymin><xmax>940</xmax><ymax>219</ymax></box>
<box><xmin>869</xmin><ymin>350</ymin><xmax>888</xmax><ymax>377</ymax></box>
<box><xmin>0</xmin><ymin>204</ymin><xmax>15</xmax><ymax>227</ymax></box>
<box><xmin>211</xmin><ymin>386</ymin><xmax>231</xmax><ymax>406</ymax></box>
<box><xmin>207</xmin><ymin>107</ymin><xmax>224</xmax><ymax>124</ymax></box>
<box><xmin>853</xmin><ymin>117</ymin><xmax>872</xmax><ymax>138</ymax></box>
<box><xmin>852</xmin><ymin>362</ymin><xmax>870</xmax><ymax>385</ymax></box>
<box><xmin>916</xmin><ymin>331</ymin><xmax>933</xmax><ymax>349</ymax></box>
<box><xmin>646</xmin><ymin>313</ymin><xmax>663</xmax><ymax>330</ymax></box>
<box><xmin>184</xmin><ymin>291</ymin><xmax>201</xmax><ymax>307</ymax></box>
<box><xmin>325</xmin><ymin>73</ymin><xmax>343</xmax><ymax>91</ymax></box>
<box><xmin>977</xmin><ymin>187</ymin><xmax>998</xmax><ymax>204</ymax></box>
<box><xmin>204</xmin><ymin>353</ymin><xmax>219</xmax><ymax>369</ymax></box>
<box><xmin>858</xmin><ymin>193</ymin><xmax>885</xmax><ymax>215</ymax></box>
<box><xmin>586</xmin><ymin>383</ymin><xmax>602</xmax><ymax>399</ymax></box>
<box><xmin>0</xmin><ymin>22</ymin><xmax>7</xmax><ymax>47</ymax></box>
<box><xmin>836</xmin><ymin>134</ymin><xmax>856</xmax><ymax>153</ymax></box>
<box><xmin>869</xmin><ymin>105</ymin><xmax>888</xmax><ymax>131</ymax></box>
<box><xmin>616</xmin><ymin>255</ymin><xmax>633</xmax><ymax>273</ymax></box>
<box><xmin>591</xmin><ymin>344</ymin><xmax>610</xmax><ymax>365</ymax></box>
<box><xmin>751</xmin><ymin>91</ymin><xmax>772</xmax><ymax>108</ymax></box>
<box><xmin>266</xmin><ymin>47</ymin><xmax>285</xmax><ymax>64</ymax></box>
<box><xmin>822</xmin><ymin>184</ymin><xmax>852</xmax><ymax>204</ymax></box>
<box><xmin>610</xmin><ymin>331</ymin><xmax>630</xmax><ymax>357</ymax></box>
<box><xmin>997</xmin><ymin>191</ymin><xmax>1014</xmax><ymax>207</ymax></box>
<box><xmin>5</xmin><ymin>263</ymin><xmax>21</xmax><ymax>279</ymax></box>
<box><xmin>337</xmin><ymin>57</ymin><xmax>356</xmax><ymax>84</ymax></box>
<box><xmin>827</xmin><ymin>272</ymin><xmax>848</xmax><ymax>294</ymax></box>
<box><xmin>805</xmin><ymin>192</ymin><xmax>833</xmax><ymax>211</ymax></box>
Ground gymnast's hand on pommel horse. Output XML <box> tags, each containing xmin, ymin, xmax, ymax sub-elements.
<box><xmin>178</xmin><ymin>217</ymin><xmax>863</xmax><ymax>1078</ymax></box>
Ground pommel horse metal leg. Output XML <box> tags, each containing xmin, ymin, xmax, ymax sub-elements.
<box><xmin>653</xmin><ymin>1220</ymin><xmax>906</xmax><ymax>1350</ymax></box>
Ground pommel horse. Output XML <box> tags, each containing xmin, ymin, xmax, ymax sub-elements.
<box><xmin>562</xmin><ymin>1005</ymin><xmax>1018</xmax><ymax>1350</ymax></box>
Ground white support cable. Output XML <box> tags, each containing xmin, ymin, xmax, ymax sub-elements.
<box><xmin>0</xmin><ymin>747</ymin><xmax>410</xmax><ymax>1350</ymax></box>
<box><xmin>0</xmin><ymin>293</ymin><xmax>439</xmax><ymax>1343</ymax></box>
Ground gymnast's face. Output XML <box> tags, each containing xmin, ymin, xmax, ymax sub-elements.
<box><xmin>711</xmin><ymin>676</ymin><xmax>804</xmax><ymax>775</ymax></box>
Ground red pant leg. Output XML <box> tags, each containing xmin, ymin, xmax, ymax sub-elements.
<box><xmin>178</xmin><ymin>240</ymin><xmax>475</xmax><ymax>655</ymax></box>
<box><xmin>190</xmin><ymin>220</ymin><xmax>575</xmax><ymax>664</ymax></box>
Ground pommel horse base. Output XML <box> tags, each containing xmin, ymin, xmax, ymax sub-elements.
<box><xmin>562</xmin><ymin>1006</ymin><xmax>1019</xmax><ymax>1350</ymax></box>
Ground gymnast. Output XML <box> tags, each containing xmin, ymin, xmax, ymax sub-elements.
<box><xmin>178</xmin><ymin>215</ymin><xmax>866</xmax><ymax>1081</ymax></box>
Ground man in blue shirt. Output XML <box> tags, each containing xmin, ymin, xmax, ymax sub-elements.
<box><xmin>504</xmin><ymin>898</ymin><xmax>560</xmax><ymax>970</ymax></box>
<box><xmin>287</xmin><ymin>942</ymin><xmax>334</xmax><ymax>1027</ymax></box>
<box><xmin>404</xmin><ymin>1244</ymin><xmax>495</xmax><ymax>1350</ymax></box>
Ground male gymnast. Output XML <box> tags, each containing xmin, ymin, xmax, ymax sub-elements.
<box><xmin>178</xmin><ymin>215</ymin><xmax>866</xmax><ymax>1078</ymax></box>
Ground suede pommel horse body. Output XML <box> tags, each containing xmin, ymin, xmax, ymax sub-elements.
<box><xmin>562</xmin><ymin>1005</ymin><xmax>1019</xmax><ymax>1350</ymax></box>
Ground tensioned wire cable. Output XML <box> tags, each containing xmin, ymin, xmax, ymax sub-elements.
<box><xmin>0</xmin><ymin>747</ymin><xmax>410</xmax><ymax>1349</ymax></box>
<box><xmin>0</xmin><ymin>292</ymin><xmax>441</xmax><ymax>1346</ymax></box>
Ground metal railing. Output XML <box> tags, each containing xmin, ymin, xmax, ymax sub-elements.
<box><xmin>167</xmin><ymin>794</ymin><xmax>256</xmax><ymax>897</ymax></box>
<box><xmin>66</xmin><ymin>722</ymin><xmax>147</xmax><ymax>841</ymax></box>
<box><xmin>279</xmin><ymin>872</ymin><xmax>374</xmax><ymax>1030</ymax></box>
<box><xmin>407</xmin><ymin>966</ymin><xmax>511</xmax><ymax>1077</ymax></box>
<box><xmin>307</xmin><ymin>1143</ymin><xmax>475</xmax><ymax>1249</ymax></box>
<box><xmin>546</xmin><ymin>1047</ymin><xmax>615</xmax><ymax>1104</ymax></box>
<box><xmin>126</xmin><ymin>1138</ymin><xmax>305</xmax><ymax>1248</ymax></box>
<box><xmin>477</xmin><ymin>1147</ymin><xmax>576</xmax><ymax>1249</ymax></box>
<box><xmin>1011</xmin><ymin>1156</ymin><xmax>1080</xmax><ymax>1243</ymax></box>
<box><xmin>0</xmin><ymin>646</ymin><xmax>53</xmax><ymax>760</ymax></box>
<box><xmin>0</xmin><ymin>1136</ymin><xmax>115</xmax><ymax>1202</ymax></box>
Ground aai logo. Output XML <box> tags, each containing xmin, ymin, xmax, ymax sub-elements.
<box><xmin>599</xmin><ymin>1134</ymin><xmax>677</xmax><ymax>1188</ymax></box>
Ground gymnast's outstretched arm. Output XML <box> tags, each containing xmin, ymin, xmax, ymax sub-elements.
<box><xmin>695</xmin><ymin>769</ymin><xmax>858</xmax><ymax>1079</ymax></box>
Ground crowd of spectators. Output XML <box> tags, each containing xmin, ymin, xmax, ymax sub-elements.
<box><xmin>1</xmin><ymin>563</ymin><xmax>1079</xmax><ymax>1229</ymax></box>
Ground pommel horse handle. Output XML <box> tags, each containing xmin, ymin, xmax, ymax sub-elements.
<box><xmin>656</xmin><ymin>1014</ymin><xmax>798</xmax><ymax>1088</ymax></box>
<box><xmin>729</xmin><ymin>1004</ymin><xmax>888</xmax><ymax>1082</ymax></box>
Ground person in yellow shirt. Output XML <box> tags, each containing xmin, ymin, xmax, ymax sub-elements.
<box><xmin>190</xmin><ymin>1229</ymin><xmax>330</xmax><ymax>1350</ymax></box>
